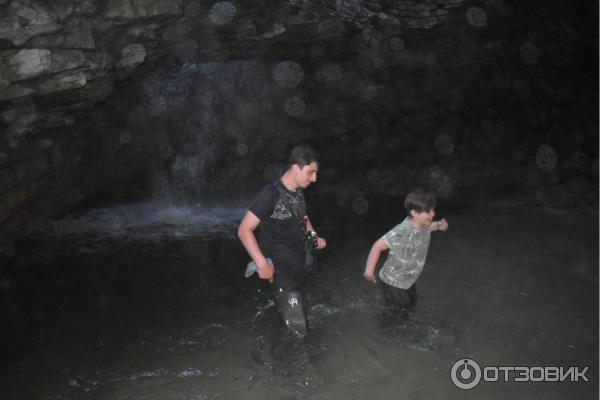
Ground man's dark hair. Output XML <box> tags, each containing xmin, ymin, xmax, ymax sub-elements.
<box><xmin>284</xmin><ymin>144</ymin><xmax>319</xmax><ymax>171</ymax></box>
<box><xmin>404</xmin><ymin>189</ymin><xmax>437</xmax><ymax>214</ymax></box>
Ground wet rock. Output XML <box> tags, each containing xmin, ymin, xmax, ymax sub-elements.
<box><xmin>0</xmin><ymin>1</ymin><xmax>60</xmax><ymax>46</ymax></box>
<box><xmin>50</xmin><ymin>49</ymin><xmax>86</xmax><ymax>71</ymax></box>
<box><xmin>104</xmin><ymin>0</ymin><xmax>183</xmax><ymax>20</ymax></box>
<box><xmin>2</xmin><ymin>107</ymin><xmax>38</xmax><ymax>139</ymax></box>
<box><xmin>0</xmin><ymin>69</ymin><xmax>9</xmax><ymax>92</ymax></box>
<box><xmin>29</xmin><ymin>18</ymin><xmax>95</xmax><ymax>50</ymax></box>
<box><xmin>161</xmin><ymin>20</ymin><xmax>192</xmax><ymax>43</ymax></box>
<box><xmin>37</xmin><ymin>71</ymin><xmax>88</xmax><ymax>94</ymax></box>
<box><xmin>4</xmin><ymin>49</ymin><xmax>86</xmax><ymax>82</ymax></box>
<box><xmin>85</xmin><ymin>51</ymin><xmax>115</xmax><ymax>75</ymax></box>
<box><xmin>0</xmin><ymin>0</ymin><xmax>596</xmax><ymax>229</ymax></box>
<box><xmin>397</xmin><ymin>2</ymin><xmax>451</xmax><ymax>29</ymax></box>
<box><xmin>317</xmin><ymin>18</ymin><xmax>346</xmax><ymax>37</ymax></box>
<box><xmin>335</xmin><ymin>0</ymin><xmax>372</xmax><ymax>23</ymax></box>
<box><xmin>0</xmin><ymin>84</ymin><xmax>36</xmax><ymax>101</ymax></box>
<box><xmin>6</xmin><ymin>49</ymin><xmax>52</xmax><ymax>80</ymax></box>
<box><xmin>118</xmin><ymin>43</ymin><xmax>146</xmax><ymax>69</ymax></box>
<box><xmin>173</xmin><ymin>39</ymin><xmax>198</xmax><ymax>63</ymax></box>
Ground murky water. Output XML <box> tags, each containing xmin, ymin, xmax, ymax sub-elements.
<box><xmin>1</xmin><ymin>200</ymin><xmax>597</xmax><ymax>399</ymax></box>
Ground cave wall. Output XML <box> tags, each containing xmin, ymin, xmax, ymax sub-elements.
<box><xmin>0</xmin><ymin>0</ymin><xmax>598</xmax><ymax>231</ymax></box>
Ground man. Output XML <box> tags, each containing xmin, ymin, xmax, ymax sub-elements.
<box><xmin>237</xmin><ymin>145</ymin><xmax>326</xmax><ymax>336</ymax></box>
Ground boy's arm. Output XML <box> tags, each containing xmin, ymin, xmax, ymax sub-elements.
<box><xmin>306</xmin><ymin>217</ymin><xmax>327</xmax><ymax>250</ymax></box>
<box><xmin>431</xmin><ymin>218</ymin><xmax>449</xmax><ymax>232</ymax></box>
<box><xmin>363</xmin><ymin>238</ymin><xmax>389</xmax><ymax>283</ymax></box>
<box><xmin>237</xmin><ymin>211</ymin><xmax>274</xmax><ymax>282</ymax></box>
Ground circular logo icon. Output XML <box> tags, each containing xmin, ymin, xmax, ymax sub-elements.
<box><xmin>451</xmin><ymin>358</ymin><xmax>482</xmax><ymax>390</ymax></box>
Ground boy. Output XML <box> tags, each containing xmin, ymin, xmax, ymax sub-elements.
<box><xmin>362</xmin><ymin>189</ymin><xmax>448</xmax><ymax>310</ymax></box>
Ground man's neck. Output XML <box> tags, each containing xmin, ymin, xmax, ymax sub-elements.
<box><xmin>280</xmin><ymin>171</ymin><xmax>298</xmax><ymax>192</ymax></box>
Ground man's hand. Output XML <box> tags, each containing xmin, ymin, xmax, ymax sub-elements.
<box><xmin>363</xmin><ymin>271</ymin><xmax>376</xmax><ymax>283</ymax></box>
<box><xmin>433</xmin><ymin>218</ymin><xmax>449</xmax><ymax>231</ymax></box>
<box><xmin>256</xmin><ymin>259</ymin><xmax>274</xmax><ymax>282</ymax></box>
<box><xmin>316</xmin><ymin>237</ymin><xmax>327</xmax><ymax>250</ymax></box>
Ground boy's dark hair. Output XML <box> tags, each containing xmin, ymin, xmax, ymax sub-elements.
<box><xmin>404</xmin><ymin>189</ymin><xmax>437</xmax><ymax>214</ymax></box>
<box><xmin>284</xmin><ymin>144</ymin><xmax>319</xmax><ymax>171</ymax></box>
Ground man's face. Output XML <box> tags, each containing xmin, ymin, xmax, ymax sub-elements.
<box><xmin>294</xmin><ymin>161</ymin><xmax>319</xmax><ymax>189</ymax></box>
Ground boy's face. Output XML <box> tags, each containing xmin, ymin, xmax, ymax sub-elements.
<box><xmin>410</xmin><ymin>209</ymin><xmax>435</xmax><ymax>227</ymax></box>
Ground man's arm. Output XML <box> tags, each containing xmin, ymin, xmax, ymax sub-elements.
<box><xmin>237</xmin><ymin>211</ymin><xmax>274</xmax><ymax>282</ymax></box>
<box><xmin>363</xmin><ymin>238</ymin><xmax>389</xmax><ymax>283</ymax></box>
<box><xmin>306</xmin><ymin>217</ymin><xmax>327</xmax><ymax>250</ymax></box>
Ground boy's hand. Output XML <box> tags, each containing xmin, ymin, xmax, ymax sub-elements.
<box><xmin>434</xmin><ymin>218</ymin><xmax>448</xmax><ymax>231</ymax></box>
<box><xmin>363</xmin><ymin>271</ymin><xmax>377</xmax><ymax>283</ymax></box>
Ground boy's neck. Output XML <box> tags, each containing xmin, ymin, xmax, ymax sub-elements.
<box><xmin>408</xmin><ymin>217</ymin><xmax>422</xmax><ymax>230</ymax></box>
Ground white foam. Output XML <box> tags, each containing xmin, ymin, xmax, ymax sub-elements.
<box><xmin>42</xmin><ymin>201</ymin><xmax>244</xmax><ymax>242</ymax></box>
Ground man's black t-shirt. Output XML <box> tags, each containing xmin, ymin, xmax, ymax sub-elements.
<box><xmin>249</xmin><ymin>180</ymin><xmax>307</xmax><ymax>291</ymax></box>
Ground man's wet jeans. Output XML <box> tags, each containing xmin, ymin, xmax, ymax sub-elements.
<box><xmin>273</xmin><ymin>289</ymin><xmax>307</xmax><ymax>336</ymax></box>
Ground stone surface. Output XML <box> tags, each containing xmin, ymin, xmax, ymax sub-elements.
<box><xmin>28</xmin><ymin>18</ymin><xmax>95</xmax><ymax>49</ymax></box>
<box><xmin>0</xmin><ymin>0</ymin><xmax>597</xmax><ymax>229</ymax></box>
<box><xmin>0</xmin><ymin>0</ymin><xmax>60</xmax><ymax>46</ymax></box>
<box><xmin>0</xmin><ymin>84</ymin><xmax>36</xmax><ymax>101</ymax></box>
<box><xmin>36</xmin><ymin>71</ymin><xmax>88</xmax><ymax>94</ymax></box>
<box><xmin>118</xmin><ymin>43</ymin><xmax>147</xmax><ymax>69</ymax></box>
<box><xmin>104</xmin><ymin>0</ymin><xmax>183</xmax><ymax>20</ymax></box>
<box><xmin>3</xmin><ymin>49</ymin><xmax>86</xmax><ymax>82</ymax></box>
<box><xmin>7</xmin><ymin>49</ymin><xmax>52</xmax><ymax>80</ymax></box>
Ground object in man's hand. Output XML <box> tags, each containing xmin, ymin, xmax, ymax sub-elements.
<box><xmin>244</xmin><ymin>258</ymin><xmax>274</xmax><ymax>278</ymax></box>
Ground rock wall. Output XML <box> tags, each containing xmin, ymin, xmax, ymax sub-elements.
<box><xmin>0</xmin><ymin>0</ymin><xmax>598</xmax><ymax>230</ymax></box>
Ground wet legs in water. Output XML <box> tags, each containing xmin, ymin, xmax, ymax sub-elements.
<box><xmin>273</xmin><ymin>289</ymin><xmax>307</xmax><ymax>336</ymax></box>
<box><xmin>381</xmin><ymin>282</ymin><xmax>417</xmax><ymax>318</ymax></box>
<box><xmin>251</xmin><ymin>289</ymin><xmax>308</xmax><ymax>376</ymax></box>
